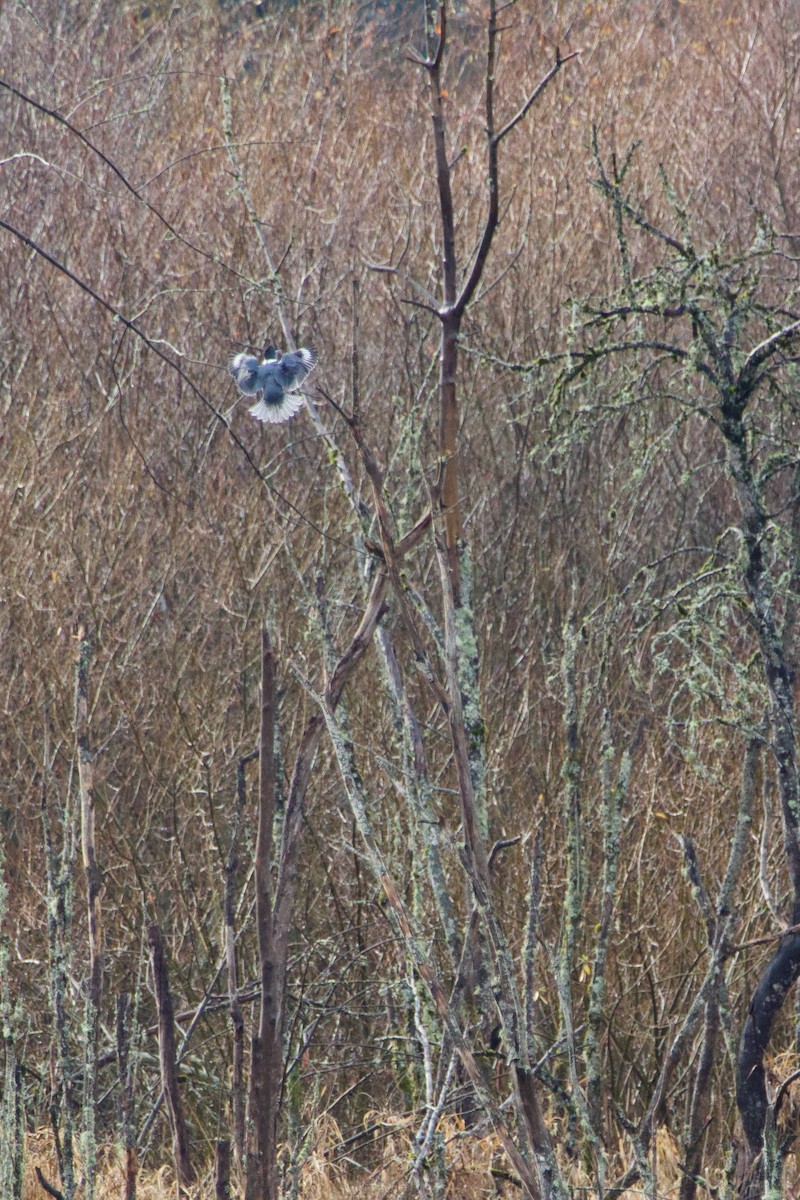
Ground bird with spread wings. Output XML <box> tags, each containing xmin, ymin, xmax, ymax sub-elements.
<box><xmin>228</xmin><ymin>345</ymin><xmax>318</xmax><ymax>423</ymax></box>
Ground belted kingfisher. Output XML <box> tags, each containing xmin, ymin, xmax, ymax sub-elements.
<box><xmin>228</xmin><ymin>345</ymin><xmax>318</xmax><ymax>423</ymax></box>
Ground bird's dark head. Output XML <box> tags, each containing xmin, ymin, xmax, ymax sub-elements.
<box><xmin>263</xmin><ymin>345</ymin><xmax>279</xmax><ymax>361</ymax></box>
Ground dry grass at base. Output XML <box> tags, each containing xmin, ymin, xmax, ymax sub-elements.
<box><xmin>295</xmin><ymin>1117</ymin><xmax>693</xmax><ymax>1200</ymax></box>
<box><xmin>23</xmin><ymin>1129</ymin><xmax>173</xmax><ymax>1200</ymax></box>
<box><xmin>17</xmin><ymin>1108</ymin><xmax>800</xmax><ymax>1200</ymax></box>
<box><xmin>13</xmin><ymin>1120</ymin><xmax>702</xmax><ymax>1200</ymax></box>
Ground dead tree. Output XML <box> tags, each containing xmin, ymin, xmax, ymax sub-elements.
<box><xmin>244</xmin><ymin>631</ymin><xmax>281</xmax><ymax>1200</ymax></box>
<box><xmin>148</xmin><ymin>924</ymin><xmax>195</xmax><ymax>1192</ymax></box>
<box><xmin>215</xmin><ymin>1140</ymin><xmax>232</xmax><ymax>1200</ymax></box>
<box><xmin>115</xmin><ymin>993</ymin><xmax>137</xmax><ymax>1200</ymax></box>
<box><xmin>236</xmin><ymin>551</ymin><xmax>424</xmax><ymax>1196</ymax></box>
<box><xmin>405</xmin><ymin>1</ymin><xmax>576</xmax><ymax>601</ymax></box>
<box><xmin>75</xmin><ymin>625</ymin><xmax>102</xmax><ymax>1200</ymax></box>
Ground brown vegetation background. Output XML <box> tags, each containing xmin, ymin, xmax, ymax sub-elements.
<box><xmin>1</xmin><ymin>0</ymin><xmax>800</xmax><ymax>1197</ymax></box>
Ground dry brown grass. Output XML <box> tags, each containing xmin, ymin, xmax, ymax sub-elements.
<box><xmin>35</xmin><ymin>1117</ymin><xmax>783</xmax><ymax>1200</ymax></box>
<box><xmin>19</xmin><ymin>1115</ymin><xmax>716</xmax><ymax>1200</ymax></box>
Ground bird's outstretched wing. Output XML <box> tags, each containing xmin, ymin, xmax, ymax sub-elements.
<box><xmin>231</xmin><ymin>346</ymin><xmax>318</xmax><ymax>424</ymax></box>
<box><xmin>228</xmin><ymin>352</ymin><xmax>262</xmax><ymax>396</ymax></box>
<box><xmin>276</xmin><ymin>348</ymin><xmax>318</xmax><ymax>391</ymax></box>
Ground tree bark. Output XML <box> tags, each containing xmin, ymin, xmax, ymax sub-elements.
<box><xmin>75</xmin><ymin>625</ymin><xmax>102</xmax><ymax>1200</ymax></box>
<box><xmin>245</xmin><ymin>630</ymin><xmax>281</xmax><ymax>1200</ymax></box>
<box><xmin>115</xmin><ymin>993</ymin><xmax>137</xmax><ymax>1200</ymax></box>
<box><xmin>721</xmin><ymin>402</ymin><xmax>800</xmax><ymax>1193</ymax></box>
<box><xmin>736</xmin><ymin>934</ymin><xmax>800</xmax><ymax>1154</ymax></box>
<box><xmin>148</xmin><ymin>924</ymin><xmax>194</xmax><ymax>1190</ymax></box>
<box><xmin>215</xmin><ymin>1139</ymin><xmax>232</xmax><ymax>1200</ymax></box>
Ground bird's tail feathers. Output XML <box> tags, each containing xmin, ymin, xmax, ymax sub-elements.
<box><xmin>249</xmin><ymin>393</ymin><xmax>307</xmax><ymax>424</ymax></box>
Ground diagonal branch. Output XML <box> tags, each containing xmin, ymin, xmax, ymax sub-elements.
<box><xmin>0</xmin><ymin>218</ymin><xmax>338</xmax><ymax>544</ymax></box>
<box><xmin>495</xmin><ymin>50</ymin><xmax>580</xmax><ymax>145</ymax></box>
<box><xmin>741</xmin><ymin>318</ymin><xmax>800</xmax><ymax>377</ymax></box>
<box><xmin>0</xmin><ymin>78</ymin><xmax>241</xmax><ymax>278</ymax></box>
<box><xmin>456</xmin><ymin>46</ymin><xmax>576</xmax><ymax>317</ymax></box>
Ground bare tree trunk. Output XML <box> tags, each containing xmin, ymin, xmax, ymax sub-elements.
<box><xmin>42</xmin><ymin>764</ymin><xmax>76</xmax><ymax>1200</ymax></box>
<box><xmin>414</xmin><ymin>0</ymin><xmax>573</xmax><ymax>602</ymax></box>
<box><xmin>721</xmin><ymin>414</ymin><xmax>800</xmax><ymax>1195</ymax></box>
<box><xmin>1</xmin><ymin>1045</ymin><xmax>24</xmax><ymax>1200</ymax></box>
<box><xmin>215</xmin><ymin>1139</ymin><xmax>232</xmax><ymax>1200</ymax></box>
<box><xmin>236</xmin><ymin>583</ymin><xmax>390</xmax><ymax>1200</ymax></box>
<box><xmin>245</xmin><ymin>630</ymin><xmax>281</xmax><ymax>1200</ymax></box>
<box><xmin>226</xmin><ymin>751</ymin><xmax>255</xmax><ymax>1171</ymax></box>
<box><xmin>438</xmin><ymin>314</ymin><xmax>462</xmax><ymax>596</ymax></box>
<box><xmin>679</xmin><ymin>996</ymin><xmax>719</xmax><ymax>1200</ymax></box>
<box><xmin>736</xmin><ymin>937</ymin><xmax>800</xmax><ymax>1196</ymax></box>
<box><xmin>75</xmin><ymin>625</ymin><xmax>102</xmax><ymax>1200</ymax></box>
<box><xmin>116</xmin><ymin>993</ymin><xmax>138</xmax><ymax>1200</ymax></box>
<box><xmin>674</xmin><ymin>738</ymin><xmax>759</xmax><ymax>1200</ymax></box>
<box><xmin>148</xmin><ymin>924</ymin><xmax>195</xmax><ymax>1191</ymax></box>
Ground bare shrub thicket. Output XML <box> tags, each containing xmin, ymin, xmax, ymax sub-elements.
<box><xmin>1</xmin><ymin>1</ymin><xmax>800</xmax><ymax>1198</ymax></box>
